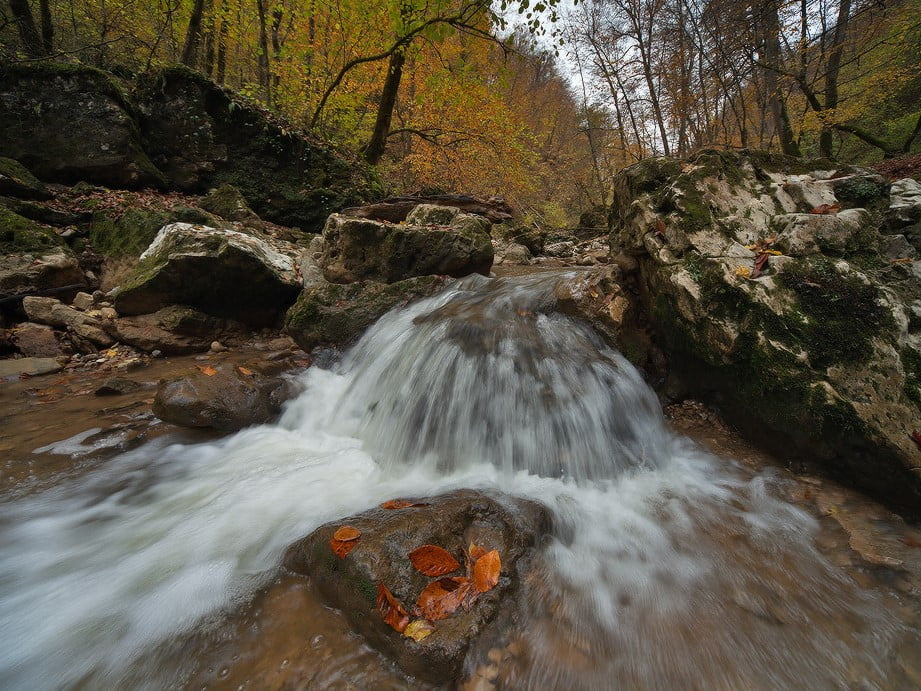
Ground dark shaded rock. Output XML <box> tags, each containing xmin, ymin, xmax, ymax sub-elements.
<box><xmin>89</xmin><ymin>207</ymin><xmax>171</xmax><ymax>258</ymax></box>
<box><xmin>199</xmin><ymin>184</ymin><xmax>261</xmax><ymax>224</ymax></box>
<box><xmin>493</xmin><ymin>223</ymin><xmax>545</xmax><ymax>255</ymax></box>
<box><xmin>152</xmin><ymin>363</ymin><xmax>292</xmax><ymax>431</ymax></box>
<box><xmin>0</xmin><ymin>157</ymin><xmax>50</xmax><ymax>199</ymax></box>
<box><xmin>11</xmin><ymin>322</ymin><xmax>64</xmax><ymax>357</ymax></box>
<box><xmin>113</xmin><ymin>305</ymin><xmax>242</xmax><ymax>355</ymax></box>
<box><xmin>284</xmin><ymin>275</ymin><xmax>447</xmax><ymax>350</ymax></box>
<box><xmin>341</xmin><ymin>194</ymin><xmax>514</xmax><ymax>224</ymax></box>
<box><xmin>320</xmin><ymin>209</ymin><xmax>492</xmax><ymax>284</ymax></box>
<box><xmin>283</xmin><ymin>490</ymin><xmax>551</xmax><ymax>684</ymax></box>
<box><xmin>0</xmin><ymin>63</ymin><xmax>165</xmax><ymax>188</ymax></box>
<box><xmin>132</xmin><ymin>66</ymin><xmax>373</xmax><ymax>230</ymax></box>
<box><xmin>0</xmin><ymin>196</ymin><xmax>86</xmax><ymax>226</ymax></box>
<box><xmin>113</xmin><ymin>223</ymin><xmax>301</xmax><ymax>326</ymax></box>
<box><xmin>95</xmin><ymin>377</ymin><xmax>143</xmax><ymax>396</ymax></box>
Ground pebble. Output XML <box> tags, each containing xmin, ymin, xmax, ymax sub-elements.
<box><xmin>151</xmin><ymin>349</ymin><xmax>163</xmax><ymax>358</ymax></box>
<box><xmin>211</xmin><ymin>340</ymin><xmax>228</xmax><ymax>353</ymax></box>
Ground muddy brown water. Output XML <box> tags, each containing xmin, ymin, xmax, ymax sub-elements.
<box><xmin>2</xmin><ymin>270</ymin><xmax>921</xmax><ymax>690</ymax></box>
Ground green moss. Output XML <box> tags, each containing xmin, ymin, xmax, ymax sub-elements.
<box><xmin>780</xmin><ymin>257</ymin><xmax>893</xmax><ymax>368</ymax></box>
<box><xmin>90</xmin><ymin>208</ymin><xmax>169</xmax><ymax>257</ymax></box>
<box><xmin>902</xmin><ymin>347</ymin><xmax>921</xmax><ymax>406</ymax></box>
<box><xmin>0</xmin><ymin>157</ymin><xmax>43</xmax><ymax>191</ymax></box>
<box><xmin>0</xmin><ymin>207</ymin><xmax>66</xmax><ymax>254</ymax></box>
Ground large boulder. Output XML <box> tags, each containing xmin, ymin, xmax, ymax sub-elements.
<box><xmin>0</xmin><ymin>63</ymin><xmax>164</xmax><ymax>188</ymax></box>
<box><xmin>153</xmin><ymin>363</ymin><xmax>291</xmax><ymax>431</ymax></box>
<box><xmin>113</xmin><ymin>223</ymin><xmax>302</xmax><ymax>326</ymax></box>
<box><xmin>132</xmin><ymin>66</ymin><xmax>373</xmax><ymax>229</ymax></box>
<box><xmin>283</xmin><ymin>490</ymin><xmax>551</xmax><ymax>684</ymax></box>
<box><xmin>320</xmin><ymin>206</ymin><xmax>493</xmax><ymax>283</ymax></box>
<box><xmin>609</xmin><ymin>149</ymin><xmax>921</xmax><ymax>513</ymax></box>
<box><xmin>113</xmin><ymin>305</ymin><xmax>243</xmax><ymax>355</ymax></box>
<box><xmin>284</xmin><ymin>275</ymin><xmax>447</xmax><ymax>350</ymax></box>
<box><xmin>0</xmin><ymin>208</ymin><xmax>85</xmax><ymax>300</ymax></box>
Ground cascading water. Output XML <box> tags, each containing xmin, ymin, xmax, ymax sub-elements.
<box><xmin>0</xmin><ymin>270</ymin><xmax>917</xmax><ymax>689</ymax></box>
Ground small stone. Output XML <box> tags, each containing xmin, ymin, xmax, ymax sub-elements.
<box><xmin>116</xmin><ymin>358</ymin><xmax>146</xmax><ymax>372</ymax></box>
<box><xmin>100</xmin><ymin>307</ymin><xmax>117</xmax><ymax>319</ymax></box>
<box><xmin>210</xmin><ymin>340</ymin><xmax>228</xmax><ymax>353</ymax></box>
<box><xmin>151</xmin><ymin>349</ymin><xmax>163</xmax><ymax>358</ymax></box>
<box><xmin>92</xmin><ymin>290</ymin><xmax>105</xmax><ymax>302</ymax></box>
<box><xmin>72</xmin><ymin>292</ymin><xmax>94</xmax><ymax>310</ymax></box>
<box><xmin>95</xmin><ymin>378</ymin><xmax>143</xmax><ymax>396</ymax></box>
<box><xmin>84</xmin><ymin>270</ymin><xmax>97</xmax><ymax>283</ymax></box>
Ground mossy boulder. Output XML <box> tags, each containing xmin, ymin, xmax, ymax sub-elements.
<box><xmin>0</xmin><ymin>63</ymin><xmax>165</xmax><ymax>189</ymax></box>
<box><xmin>0</xmin><ymin>207</ymin><xmax>85</xmax><ymax>299</ymax></box>
<box><xmin>199</xmin><ymin>184</ymin><xmax>261</xmax><ymax>224</ymax></box>
<box><xmin>284</xmin><ymin>275</ymin><xmax>447</xmax><ymax>350</ymax></box>
<box><xmin>113</xmin><ymin>223</ymin><xmax>302</xmax><ymax>327</ymax></box>
<box><xmin>610</xmin><ymin>150</ymin><xmax>921</xmax><ymax>514</ymax></box>
<box><xmin>0</xmin><ymin>157</ymin><xmax>49</xmax><ymax>199</ymax></box>
<box><xmin>90</xmin><ymin>207</ymin><xmax>171</xmax><ymax>257</ymax></box>
<box><xmin>320</xmin><ymin>207</ymin><xmax>493</xmax><ymax>284</ymax></box>
<box><xmin>132</xmin><ymin>66</ymin><xmax>374</xmax><ymax>230</ymax></box>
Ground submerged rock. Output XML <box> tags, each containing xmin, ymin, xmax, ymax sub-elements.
<box><xmin>152</xmin><ymin>363</ymin><xmax>292</xmax><ymax>431</ymax></box>
<box><xmin>113</xmin><ymin>223</ymin><xmax>301</xmax><ymax>326</ymax></box>
<box><xmin>609</xmin><ymin>149</ymin><xmax>921</xmax><ymax>512</ymax></box>
<box><xmin>283</xmin><ymin>490</ymin><xmax>551</xmax><ymax>684</ymax></box>
<box><xmin>319</xmin><ymin>206</ymin><xmax>493</xmax><ymax>283</ymax></box>
<box><xmin>284</xmin><ymin>275</ymin><xmax>447</xmax><ymax>350</ymax></box>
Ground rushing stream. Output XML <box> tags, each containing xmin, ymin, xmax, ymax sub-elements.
<box><xmin>1</xmin><ymin>270</ymin><xmax>919</xmax><ymax>689</ymax></box>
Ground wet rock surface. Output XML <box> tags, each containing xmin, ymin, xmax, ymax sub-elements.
<box><xmin>283</xmin><ymin>490</ymin><xmax>552</xmax><ymax>684</ymax></box>
<box><xmin>152</xmin><ymin>362</ymin><xmax>294</xmax><ymax>431</ymax></box>
<box><xmin>608</xmin><ymin>149</ymin><xmax>921</xmax><ymax>513</ymax></box>
<box><xmin>320</xmin><ymin>206</ymin><xmax>493</xmax><ymax>283</ymax></box>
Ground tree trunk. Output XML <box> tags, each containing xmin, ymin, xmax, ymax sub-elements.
<box><xmin>39</xmin><ymin>0</ymin><xmax>53</xmax><ymax>53</ymax></box>
<box><xmin>8</xmin><ymin>0</ymin><xmax>45</xmax><ymax>58</ymax></box>
<box><xmin>256</xmin><ymin>0</ymin><xmax>271</xmax><ymax>104</ymax></box>
<box><xmin>364</xmin><ymin>49</ymin><xmax>406</xmax><ymax>165</ymax></box>
<box><xmin>819</xmin><ymin>0</ymin><xmax>851</xmax><ymax>158</ymax></box>
<box><xmin>180</xmin><ymin>0</ymin><xmax>207</xmax><ymax>67</ymax></box>
<box><xmin>759</xmin><ymin>0</ymin><xmax>800</xmax><ymax>156</ymax></box>
<box><xmin>216</xmin><ymin>0</ymin><xmax>229</xmax><ymax>84</ymax></box>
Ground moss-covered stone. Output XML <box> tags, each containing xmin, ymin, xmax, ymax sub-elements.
<box><xmin>90</xmin><ymin>208</ymin><xmax>170</xmax><ymax>257</ymax></box>
<box><xmin>0</xmin><ymin>157</ymin><xmax>48</xmax><ymax>199</ymax></box>
<box><xmin>284</xmin><ymin>275</ymin><xmax>446</xmax><ymax>350</ymax></box>
<box><xmin>199</xmin><ymin>184</ymin><xmax>261</xmax><ymax>224</ymax></box>
<box><xmin>0</xmin><ymin>207</ymin><xmax>67</xmax><ymax>255</ymax></box>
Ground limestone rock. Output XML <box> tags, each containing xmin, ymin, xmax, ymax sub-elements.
<box><xmin>113</xmin><ymin>223</ymin><xmax>302</xmax><ymax>326</ymax></box>
<box><xmin>284</xmin><ymin>275</ymin><xmax>447</xmax><ymax>350</ymax></box>
<box><xmin>0</xmin><ymin>356</ymin><xmax>63</xmax><ymax>379</ymax></box>
<box><xmin>283</xmin><ymin>490</ymin><xmax>551</xmax><ymax>684</ymax></box>
<box><xmin>0</xmin><ymin>157</ymin><xmax>49</xmax><ymax>199</ymax></box>
<box><xmin>320</xmin><ymin>208</ymin><xmax>492</xmax><ymax>284</ymax></box>
<box><xmin>608</xmin><ymin>149</ymin><xmax>921</xmax><ymax>513</ymax></box>
<box><xmin>152</xmin><ymin>363</ymin><xmax>292</xmax><ymax>431</ymax></box>
<box><xmin>113</xmin><ymin>305</ymin><xmax>242</xmax><ymax>355</ymax></box>
<box><xmin>0</xmin><ymin>208</ymin><xmax>84</xmax><ymax>299</ymax></box>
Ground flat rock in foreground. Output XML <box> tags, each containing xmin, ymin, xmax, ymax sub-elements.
<box><xmin>283</xmin><ymin>490</ymin><xmax>551</xmax><ymax>684</ymax></box>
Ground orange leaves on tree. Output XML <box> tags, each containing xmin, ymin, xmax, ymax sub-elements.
<box><xmin>329</xmin><ymin>525</ymin><xmax>361</xmax><ymax>559</ymax></box>
<box><xmin>377</xmin><ymin>582</ymin><xmax>410</xmax><ymax>633</ymax></box>
<box><xmin>381</xmin><ymin>499</ymin><xmax>431</xmax><ymax>510</ymax></box>
<box><xmin>473</xmin><ymin>549</ymin><xmax>500</xmax><ymax>593</ymax></box>
<box><xmin>409</xmin><ymin>545</ymin><xmax>461</xmax><ymax>577</ymax></box>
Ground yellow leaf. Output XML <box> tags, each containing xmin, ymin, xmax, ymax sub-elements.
<box><xmin>403</xmin><ymin>619</ymin><xmax>436</xmax><ymax>642</ymax></box>
<box><xmin>735</xmin><ymin>266</ymin><xmax>752</xmax><ymax>279</ymax></box>
<box><xmin>197</xmin><ymin>365</ymin><xmax>218</xmax><ymax>376</ymax></box>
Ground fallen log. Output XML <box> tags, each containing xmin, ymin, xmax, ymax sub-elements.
<box><xmin>340</xmin><ymin>194</ymin><xmax>514</xmax><ymax>224</ymax></box>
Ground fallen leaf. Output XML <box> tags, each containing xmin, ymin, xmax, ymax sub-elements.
<box><xmin>468</xmin><ymin>543</ymin><xmax>488</xmax><ymax>561</ymax></box>
<box><xmin>329</xmin><ymin>538</ymin><xmax>358</xmax><ymax>559</ymax></box>
<box><xmin>899</xmin><ymin>536</ymin><xmax>921</xmax><ymax>548</ymax></box>
<box><xmin>403</xmin><ymin>618</ymin><xmax>436</xmax><ymax>642</ymax></box>
<box><xmin>415</xmin><ymin>577</ymin><xmax>474</xmax><ymax>620</ymax></box>
<box><xmin>237</xmin><ymin>366</ymin><xmax>254</xmax><ymax>376</ymax></box>
<box><xmin>735</xmin><ymin>266</ymin><xmax>752</xmax><ymax>279</ymax></box>
<box><xmin>473</xmin><ymin>550</ymin><xmax>501</xmax><ymax>593</ymax></box>
<box><xmin>750</xmin><ymin>252</ymin><xmax>771</xmax><ymax>279</ymax></box>
<box><xmin>380</xmin><ymin>499</ymin><xmax>431</xmax><ymax>510</ymax></box>
<box><xmin>333</xmin><ymin>525</ymin><xmax>361</xmax><ymax>541</ymax></box>
<box><xmin>196</xmin><ymin>365</ymin><xmax>217</xmax><ymax>376</ymax></box>
<box><xmin>409</xmin><ymin>545</ymin><xmax>461</xmax><ymax>577</ymax></box>
<box><xmin>515</xmin><ymin>308</ymin><xmax>536</xmax><ymax>318</ymax></box>
<box><xmin>809</xmin><ymin>203</ymin><xmax>841</xmax><ymax>215</ymax></box>
<box><xmin>377</xmin><ymin>583</ymin><xmax>410</xmax><ymax>633</ymax></box>
<box><xmin>653</xmin><ymin>217</ymin><xmax>666</xmax><ymax>239</ymax></box>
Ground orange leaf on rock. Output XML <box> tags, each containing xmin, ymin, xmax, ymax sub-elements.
<box><xmin>237</xmin><ymin>366</ymin><xmax>254</xmax><ymax>376</ymax></box>
<box><xmin>381</xmin><ymin>499</ymin><xmax>431</xmax><ymax>510</ymax></box>
<box><xmin>809</xmin><ymin>203</ymin><xmax>841</xmax><ymax>215</ymax></box>
<box><xmin>329</xmin><ymin>538</ymin><xmax>358</xmax><ymax>559</ymax></box>
<box><xmin>409</xmin><ymin>545</ymin><xmax>461</xmax><ymax>577</ymax></box>
<box><xmin>473</xmin><ymin>550</ymin><xmax>501</xmax><ymax>593</ymax></box>
<box><xmin>468</xmin><ymin>543</ymin><xmax>488</xmax><ymax>561</ymax></box>
<box><xmin>415</xmin><ymin>577</ymin><xmax>474</xmax><ymax>621</ymax></box>
<box><xmin>377</xmin><ymin>583</ymin><xmax>410</xmax><ymax>633</ymax></box>
<box><xmin>196</xmin><ymin>365</ymin><xmax>217</xmax><ymax>376</ymax></box>
<box><xmin>333</xmin><ymin>525</ymin><xmax>361</xmax><ymax>541</ymax></box>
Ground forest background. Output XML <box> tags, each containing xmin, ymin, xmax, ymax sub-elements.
<box><xmin>3</xmin><ymin>0</ymin><xmax>920</xmax><ymax>225</ymax></box>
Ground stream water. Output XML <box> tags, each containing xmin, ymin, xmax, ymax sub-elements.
<box><xmin>1</xmin><ymin>270</ymin><xmax>920</xmax><ymax>689</ymax></box>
